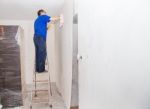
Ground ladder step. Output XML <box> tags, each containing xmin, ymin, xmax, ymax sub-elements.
<box><xmin>35</xmin><ymin>72</ymin><xmax>49</xmax><ymax>75</ymax></box>
<box><xmin>30</xmin><ymin>58</ymin><xmax>51</xmax><ymax>105</ymax></box>
<box><xmin>34</xmin><ymin>73</ymin><xmax>49</xmax><ymax>81</ymax></box>
<box><xmin>32</xmin><ymin>97</ymin><xmax>49</xmax><ymax>100</ymax></box>
<box><xmin>32</xmin><ymin>98</ymin><xmax>49</xmax><ymax>102</ymax></box>
<box><xmin>33</xmin><ymin>80</ymin><xmax>49</xmax><ymax>83</ymax></box>
<box><xmin>32</xmin><ymin>89</ymin><xmax>48</xmax><ymax>92</ymax></box>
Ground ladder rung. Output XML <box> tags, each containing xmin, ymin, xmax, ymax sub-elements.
<box><xmin>33</xmin><ymin>80</ymin><xmax>49</xmax><ymax>82</ymax></box>
<box><xmin>32</xmin><ymin>89</ymin><xmax>48</xmax><ymax>92</ymax></box>
<box><xmin>33</xmin><ymin>98</ymin><xmax>48</xmax><ymax>100</ymax></box>
<box><xmin>32</xmin><ymin>98</ymin><xmax>49</xmax><ymax>102</ymax></box>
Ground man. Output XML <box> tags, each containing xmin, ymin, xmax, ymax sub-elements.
<box><xmin>34</xmin><ymin>9</ymin><xmax>60</xmax><ymax>73</ymax></box>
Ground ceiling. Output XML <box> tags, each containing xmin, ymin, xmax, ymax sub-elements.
<box><xmin>0</xmin><ymin>0</ymin><xmax>64</xmax><ymax>20</ymax></box>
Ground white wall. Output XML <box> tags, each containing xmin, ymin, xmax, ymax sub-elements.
<box><xmin>47</xmin><ymin>24</ymin><xmax>56</xmax><ymax>83</ymax></box>
<box><xmin>0</xmin><ymin>20</ymin><xmax>56</xmax><ymax>84</ymax></box>
<box><xmin>55</xmin><ymin>0</ymin><xmax>73</xmax><ymax>108</ymax></box>
<box><xmin>79</xmin><ymin>0</ymin><xmax>150</xmax><ymax>109</ymax></box>
<box><xmin>73</xmin><ymin>0</ymin><xmax>78</xmax><ymax>15</ymax></box>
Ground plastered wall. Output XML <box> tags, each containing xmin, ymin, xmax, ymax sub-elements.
<box><xmin>55</xmin><ymin>0</ymin><xmax>73</xmax><ymax>108</ymax></box>
<box><xmin>79</xmin><ymin>0</ymin><xmax>150</xmax><ymax>109</ymax></box>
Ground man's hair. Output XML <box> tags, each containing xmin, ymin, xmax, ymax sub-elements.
<box><xmin>37</xmin><ymin>9</ymin><xmax>45</xmax><ymax>16</ymax></box>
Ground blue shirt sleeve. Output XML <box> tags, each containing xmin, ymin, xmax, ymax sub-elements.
<box><xmin>44</xmin><ymin>15</ymin><xmax>51</xmax><ymax>22</ymax></box>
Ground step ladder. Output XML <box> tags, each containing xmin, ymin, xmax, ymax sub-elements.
<box><xmin>30</xmin><ymin>57</ymin><xmax>53</xmax><ymax>109</ymax></box>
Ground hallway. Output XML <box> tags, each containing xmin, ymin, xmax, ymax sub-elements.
<box><xmin>0</xmin><ymin>26</ymin><xmax>68</xmax><ymax>109</ymax></box>
<box><xmin>0</xmin><ymin>0</ymin><xmax>75</xmax><ymax>108</ymax></box>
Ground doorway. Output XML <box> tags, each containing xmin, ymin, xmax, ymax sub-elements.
<box><xmin>70</xmin><ymin>13</ymin><xmax>78</xmax><ymax>109</ymax></box>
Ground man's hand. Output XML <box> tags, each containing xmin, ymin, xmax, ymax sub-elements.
<box><xmin>51</xmin><ymin>16</ymin><xmax>60</xmax><ymax>23</ymax></box>
<box><xmin>48</xmin><ymin>14</ymin><xmax>64</xmax><ymax>28</ymax></box>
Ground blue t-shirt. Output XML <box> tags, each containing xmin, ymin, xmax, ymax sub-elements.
<box><xmin>34</xmin><ymin>15</ymin><xmax>51</xmax><ymax>41</ymax></box>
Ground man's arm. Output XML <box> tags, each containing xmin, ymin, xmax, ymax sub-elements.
<box><xmin>51</xmin><ymin>16</ymin><xmax>60</xmax><ymax>23</ymax></box>
<box><xmin>47</xmin><ymin>14</ymin><xmax>64</xmax><ymax>29</ymax></box>
<box><xmin>47</xmin><ymin>16</ymin><xmax>60</xmax><ymax>29</ymax></box>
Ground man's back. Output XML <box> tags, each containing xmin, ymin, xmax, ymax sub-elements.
<box><xmin>34</xmin><ymin>15</ymin><xmax>51</xmax><ymax>41</ymax></box>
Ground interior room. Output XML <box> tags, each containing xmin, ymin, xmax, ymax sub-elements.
<box><xmin>1</xmin><ymin>0</ymin><xmax>150</xmax><ymax>109</ymax></box>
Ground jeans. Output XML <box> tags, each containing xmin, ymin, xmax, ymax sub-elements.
<box><xmin>34</xmin><ymin>36</ymin><xmax>47</xmax><ymax>73</ymax></box>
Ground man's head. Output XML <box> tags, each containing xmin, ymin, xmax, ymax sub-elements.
<box><xmin>37</xmin><ymin>9</ymin><xmax>46</xmax><ymax>16</ymax></box>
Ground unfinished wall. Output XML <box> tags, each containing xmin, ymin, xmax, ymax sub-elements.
<box><xmin>55</xmin><ymin>0</ymin><xmax>73</xmax><ymax>108</ymax></box>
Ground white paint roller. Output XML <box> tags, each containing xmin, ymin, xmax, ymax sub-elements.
<box><xmin>59</xmin><ymin>14</ymin><xmax>64</xmax><ymax>28</ymax></box>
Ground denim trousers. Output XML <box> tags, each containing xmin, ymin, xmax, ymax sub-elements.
<box><xmin>34</xmin><ymin>36</ymin><xmax>47</xmax><ymax>72</ymax></box>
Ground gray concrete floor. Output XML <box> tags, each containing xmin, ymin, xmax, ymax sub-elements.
<box><xmin>5</xmin><ymin>83</ymin><xmax>66</xmax><ymax>109</ymax></box>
